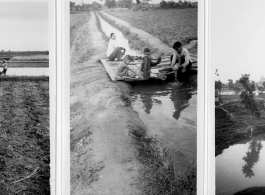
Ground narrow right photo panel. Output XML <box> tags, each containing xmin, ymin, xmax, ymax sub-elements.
<box><xmin>211</xmin><ymin>0</ymin><xmax>265</xmax><ymax>195</ymax></box>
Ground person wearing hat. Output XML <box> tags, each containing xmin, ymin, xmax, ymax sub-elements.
<box><xmin>170</xmin><ymin>41</ymin><xmax>192</xmax><ymax>82</ymax></box>
<box><xmin>106</xmin><ymin>33</ymin><xmax>126</xmax><ymax>61</ymax></box>
<box><xmin>0</xmin><ymin>60</ymin><xmax>8</xmax><ymax>75</ymax></box>
<box><xmin>139</xmin><ymin>48</ymin><xmax>161</xmax><ymax>79</ymax></box>
<box><xmin>116</xmin><ymin>55</ymin><xmax>139</xmax><ymax>77</ymax></box>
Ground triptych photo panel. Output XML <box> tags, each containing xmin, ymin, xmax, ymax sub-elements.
<box><xmin>1</xmin><ymin>0</ymin><xmax>265</xmax><ymax>194</ymax></box>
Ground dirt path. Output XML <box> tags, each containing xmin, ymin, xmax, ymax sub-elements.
<box><xmin>70</xmin><ymin>12</ymin><xmax>143</xmax><ymax>195</ymax></box>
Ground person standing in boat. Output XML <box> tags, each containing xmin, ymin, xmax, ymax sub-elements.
<box><xmin>106</xmin><ymin>33</ymin><xmax>125</xmax><ymax>61</ymax></box>
<box><xmin>170</xmin><ymin>41</ymin><xmax>192</xmax><ymax>82</ymax></box>
<box><xmin>139</xmin><ymin>48</ymin><xmax>161</xmax><ymax>79</ymax></box>
<box><xmin>0</xmin><ymin>60</ymin><xmax>8</xmax><ymax>76</ymax></box>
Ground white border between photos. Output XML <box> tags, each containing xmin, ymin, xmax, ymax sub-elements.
<box><xmin>61</xmin><ymin>0</ymin><xmax>70</xmax><ymax>194</ymax></box>
<box><xmin>49</xmin><ymin>0</ymin><xmax>56</xmax><ymax>194</ymax></box>
<box><xmin>198</xmin><ymin>0</ymin><xmax>206</xmax><ymax>194</ymax></box>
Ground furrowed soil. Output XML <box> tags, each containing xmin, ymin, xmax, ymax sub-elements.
<box><xmin>0</xmin><ymin>78</ymin><xmax>50</xmax><ymax>194</ymax></box>
<box><xmin>215</xmin><ymin>100</ymin><xmax>265</xmax><ymax>156</ymax></box>
<box><xmin>70</xmin><ymin>12</ymin><xmax>143</xmax><ymax>195</ymax></box>
<box><xmin>106</xmin><ymin>8</ymin><xmax>198</xmax><ymax>54</ymax></box>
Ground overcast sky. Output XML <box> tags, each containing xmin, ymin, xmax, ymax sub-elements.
<box><xmin>0</xmin><ymin>0</ymin><xmax>49</xmax><ymax>51</ymax></box>
<box><xmin>210</xmin><ymin>0</ymin><xmax>265</xmax><ymax>83</ymax></box>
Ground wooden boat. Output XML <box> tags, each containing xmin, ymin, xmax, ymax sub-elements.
<box><xmin>100</xmin><ymin>56</ymin><xmax>197</xmax><ymax>83</ymax></box>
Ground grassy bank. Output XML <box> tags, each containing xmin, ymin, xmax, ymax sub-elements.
<box><xmin>215</xmin><ymin>100</ymin><xmax>265</xmax><ymax>156</ymax></box>
<box><xmin>0</xmin><ymin>79</ymin><xmax>49</xmax><ymax>194</ymax></box>
<box><xmin>106</xmin><ymin>9</ymin><xmax>197</xmax><ymax>51</ymax></box>
<box><xmin>129</xmin><ymin>124</ymin><xmax>196</xmax><ymax>195</ymax></box>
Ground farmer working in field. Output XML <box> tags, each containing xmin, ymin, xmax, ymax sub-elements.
<box><xmin>116</xmin><ymin>55</ymin><xmax>139</xmax><ymax>77</ymax></box>
<box><xmin>106</xmin><ymin>33</ymin><xmax>126</xmax><ymax>61</ymax></box>
<box><xmin>138</xmin><ymin>48</ymin><xmax>161</xmax><ymax>79</ymax></box>
<box><xmin>170</xmin><ymin>41</ymin><xmax>192</xmax><ymax>82</ymax></box>
<box><xmin>0</xmin><ymin>60</ymin><xmax>8</xmax><ymax>76</ymax></box>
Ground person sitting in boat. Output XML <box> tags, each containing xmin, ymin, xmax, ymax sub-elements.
<box><xmin>116</xmin><ymin>55</ymin><xmax>139</xmax><ymax>77</ymax></box>
<box><xmin>0</xmin><ymin>60</ymin><xmax>8</xmax><ymax>76</ymax></box>
<box><xmin>170</xmin><ymin>41</ymin><xmax>192</xmax><ymax>82</ymax></box>
<box><xmin>139</xmin><ymin>48</ymin><xmax>161</xmax><ymax>79</ymax></box>
<box><xmin>106</xmin><ymin>33</ymin><xmax>125</xmax><ymax>61</ymax></box>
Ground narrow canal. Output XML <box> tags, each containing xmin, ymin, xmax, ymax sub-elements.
<box><xmin>97</xmin><ymin>12</ymin><xmax>197</xmax><ymax>162</ymax></box>
<box><xmin>131</xmin><ymin>83</ymin><xmax>197</xmax><ymax>161</ymax></box>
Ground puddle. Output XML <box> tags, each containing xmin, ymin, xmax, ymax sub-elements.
<box><xmin>97</xmin><ymin>13</ymin><xmax>142</xmax><ymax>57</ymax></box>
<box><xmin>2</xmin><ymin>68</ymin><xmax>49</xmax><ymax>76</ymax></box>
<box><xmin>131</xmin><ymin>83</ymin><xmax>197</xmax><ymax>160</ymax></box>
<box><xmin>216</xmin><ymin>135</ymin><xmax>265</xmax><ymax>195</ymax></box>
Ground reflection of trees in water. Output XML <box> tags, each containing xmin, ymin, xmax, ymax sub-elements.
<box><xmin>242</xmin><ymin>140</ymin><xmax>263</xmax><ymax>178</ymax></box>
<box><xmin>170</xmin><ymin>90</ymin><xmax>192</xmax><ymax>120</ymax></box>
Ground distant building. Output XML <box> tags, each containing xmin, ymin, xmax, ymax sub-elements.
<box><xmin>258</xmin><ymin>75</ymin><xmax>265</xmax><ymax>87</ymax></box>
<box><xmin>219</xmin><ymin>85</ymin><xmax>235</xmax><ymax>95</ymax></box>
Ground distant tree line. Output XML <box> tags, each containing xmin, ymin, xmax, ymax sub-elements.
<box><xmin>160</xmin><ymin>0</ymin><xmax>197</xmax><ymax>9</ymax></box>
<box><xmin>104</xmin><ymin>0</ymin><xmax>197</xmax><ymax>9</ymax></box>
<box><xmin>70</xmin><ymin>1</ymin><xmax>102</xmax><ymax>11</ymax></box>
<box><xmin>105</xmin><ymin>0</ymin><xmax>133</xmax><ymax>9</ymax></box>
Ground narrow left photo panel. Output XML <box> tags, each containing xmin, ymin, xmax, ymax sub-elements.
<box><xmin>0</xmin><ymin>0</ymin><xmax>56</xmax><ymax>194</ymax></box>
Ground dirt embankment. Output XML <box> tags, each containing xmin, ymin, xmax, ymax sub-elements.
<box><xmin>70</xmin><ymin>12</ymin><xmax>144</xmax><ymax>195</ymax></box>
<box><xmin>215</xmin><ymin>101</ymin><xmax>265</xmax><ymax>156</ymax></box>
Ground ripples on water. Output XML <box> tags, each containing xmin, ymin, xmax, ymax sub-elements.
<box><xmin>131</xmin><ymin>83</ymin><xmax>197</xmax><ymax>160</ymax></box>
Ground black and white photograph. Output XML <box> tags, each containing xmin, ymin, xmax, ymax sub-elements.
<box><xmin>0</xmin><ymin>0</ymin><xmax>55</xmax><ymax>194</ymax></box>
<box><xmin>211</xmin><ymin>0</ymin><xmax>265</xmax><ymax>194</ymax></box>
<box><xmin>69</xmin><ymin>0</ymin><xmax>201</xmax><ymax>194</ymax></box>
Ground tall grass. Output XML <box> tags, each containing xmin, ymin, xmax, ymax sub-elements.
<box><xmin>128</xmin><ymin>123</ymin><xmax>196</xmax><ymax>195</ymax></box>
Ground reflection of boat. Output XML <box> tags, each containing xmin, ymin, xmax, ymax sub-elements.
<box><xmin>100</xmin><ymin>57</ymin><xmax>197</xmax><ymax>83</ymax></box>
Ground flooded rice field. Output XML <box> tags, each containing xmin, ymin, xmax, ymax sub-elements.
<box><xmin>131</xmin><ymin>83</ymin><xmax>197</xmax><ymax>161</ymax></box>
<box><xmin>4</xmin><ymin>68</ymin><xmax>49</xmax><ymax>76</ymax></box>
<box><xmin>216</xmin><ymin>135</ymin><xmax>265</xmax><ymax>195</ymax></box>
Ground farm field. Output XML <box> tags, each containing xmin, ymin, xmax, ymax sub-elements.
<box><xmin>106</xmin><ymin>8</ymin><xmax>197</xmax><ymax>53</ymax></box>
<box><xmin>0</xmin><ymin>77</ymin><xmax>50</xmax><ymax>194</ymax></box>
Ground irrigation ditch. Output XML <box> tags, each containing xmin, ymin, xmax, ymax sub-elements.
<box><xmin>70</xmin><ymin>11</ymin><xmax>197</xmax><ymax>194</ymax></box>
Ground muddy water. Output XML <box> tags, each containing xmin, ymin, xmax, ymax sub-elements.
<box><xmin>96</xmin><ymin>13</ymin><xmax>142</xmax><ymax>57</ymax></box>
<box><xmin>216</xmin><ymin>135</ymin><xmax>265</xmax><ymax>195</ymax></box>
<box><xmin>131</xmin><ymin>83</ymin><xmax>197</xmax><ymax>160</ymax></box>
<box><xmin>4</xmin><ymin>68</ymin><xmax>49</xmax><ymax>76</ymax></box>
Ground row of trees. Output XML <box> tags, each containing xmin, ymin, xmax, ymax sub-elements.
<box><xmin>70</xmin><ymin>1</ymin><xmax>102</xmax><ymax>11</ymax></box>
<box><xmin>160</xmin><ymin>0</ymin><xmax>197</xmax><ymax>9</ymax></box>
<box><xmin>105</xmin><ymin>0</ymin><xmax>132</xmax><ymax>8</ymax></box>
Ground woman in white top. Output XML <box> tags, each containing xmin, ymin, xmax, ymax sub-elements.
<box><xmin>170</xmin><ymin>41</ymin><xmax>192</xmax><ymax>82</ymax></box>
<box><xmin>106</xmin><ymin>33</ymin><xmax>125</xmax><ymax>61</ymax></box>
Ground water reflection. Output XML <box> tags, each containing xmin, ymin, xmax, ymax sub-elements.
<box><xmin>216</xmin><ymin>135</ymin><xmax>265</xmax><ymax>195</ymax></box>
<box><xmin>131</xmin><ymin>83</ymin><xmax>196</xmax><ymax>160</ymax></box>
<box><xmin>170</xmin><ymin>89</ymin><xmax>191</xmax><ymax>120</ymax></box>
<box><xmin>242</xmin><ymin>140</ymin><xmax>263</xmax><ymax>178</ymax></box>
<box><xmin>133</xmin><ymin>84</ymin><xmax>192</xmax><ymax>121</ymax></box>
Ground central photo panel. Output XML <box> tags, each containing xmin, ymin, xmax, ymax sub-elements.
<box><xmin>69</xmin><ymin>1</ymin><xmax>199</xmax><ymax>194</ymax></box>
